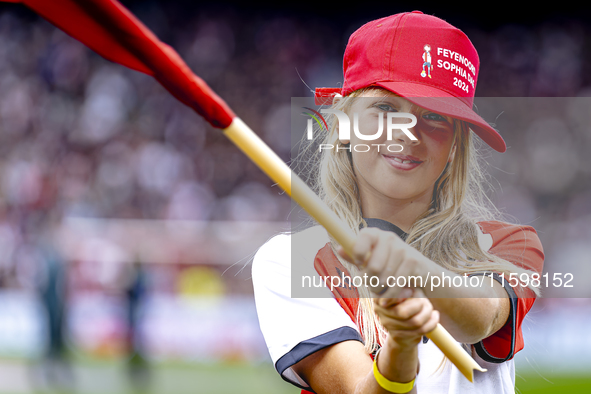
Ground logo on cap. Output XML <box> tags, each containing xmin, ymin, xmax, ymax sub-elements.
<box><xmin>421</xmin><ymin>44</ymin><xmax>432</xmax><ymax>78</ymax></box>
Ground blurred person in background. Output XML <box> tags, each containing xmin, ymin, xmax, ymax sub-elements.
<box><xmin>125</xmin><ymin>260</ymin><xmax>150</xmax><ymax>393</ymax></box>
<box><xmin>36</xmin><ymin>247</ymin><xmax>74</xmax><ymax>392</ymax></box>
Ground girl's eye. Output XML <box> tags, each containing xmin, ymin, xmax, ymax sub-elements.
<box><xmin>423</xmin><ymin>112</ymin><xmax>447</xmax><ymax>122</ymax></box>
<box><xmin>373</xmin><ymin>102</ymin><xmax>398</xmax><ymax>112</ymax></box>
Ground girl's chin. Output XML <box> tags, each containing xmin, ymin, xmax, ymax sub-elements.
<box><xmin>377</xmin><ymin>187</ymin><xmax>432</xmax><ymax>202</ymax></box>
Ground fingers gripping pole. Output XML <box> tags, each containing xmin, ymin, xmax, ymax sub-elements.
<box><xmin>223</xmin><ymin>117</ymin><xmax>486</xmax><ymax>382</ymax></box>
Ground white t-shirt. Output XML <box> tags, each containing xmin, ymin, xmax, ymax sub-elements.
<box><xmin>252</xmin><ymin>224</ymin><xmax>519</xmax><ymax>393</ymax></box>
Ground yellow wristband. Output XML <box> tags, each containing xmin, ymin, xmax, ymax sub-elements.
<box><xmin>373</xmin><ymin>349</ymin><xmax>416</xmax><ymax>393</ymax></box>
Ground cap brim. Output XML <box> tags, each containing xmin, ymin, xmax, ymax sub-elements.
<box><xmin>375</xmin><ymin>81</ymin><xmax>506</xmax><ymax>153</ymax></box>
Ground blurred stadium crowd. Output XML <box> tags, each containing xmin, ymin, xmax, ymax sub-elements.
<box><xmin>0</xmin><ymin>1</ymin><xmax>590</xmax><ymax>390</ymax></box>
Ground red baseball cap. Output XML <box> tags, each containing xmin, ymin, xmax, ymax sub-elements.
<box><xmin>315</xmin><ymin>11</ymin><xmax>506</xmax><ymax>153</ymax></box>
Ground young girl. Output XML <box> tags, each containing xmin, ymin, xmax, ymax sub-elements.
<box><xmin>253</xmin><ymin>11</ymin><xmax>544</xmax><ymax>394</ymax></box>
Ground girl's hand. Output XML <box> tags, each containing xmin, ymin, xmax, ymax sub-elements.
<box><xmin>374</xmin><ymin>288</ymin><xmax>439</xmax><ymax>348</ymax></box>
<box><xmin>336</xmin><ymin>227</ymin><xmax>439</xmax><ymax>298</ymax></box>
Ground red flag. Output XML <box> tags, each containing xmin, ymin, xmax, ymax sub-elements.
<box><xmin>9</xmin><ymin>0</ymin><xmax>236</xmax><ymax>129</ymax></box>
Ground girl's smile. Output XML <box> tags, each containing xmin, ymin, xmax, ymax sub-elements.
<box><xmin>381</xmin><ymin>153</ymin><xmax>424</xmax><ymax>171</ymax></box>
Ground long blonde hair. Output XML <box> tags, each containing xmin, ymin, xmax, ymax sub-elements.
<box><xmin>294</xmin><ymin>87</ymin><xmax>540</xmax><ymax>353</ymax></box>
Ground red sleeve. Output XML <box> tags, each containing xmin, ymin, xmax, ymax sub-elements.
<box><xmin>474</xmin><ymin>221</ymin><xmax>544</xmax><ymax>362</ymax></box>
<box><xmin>313</xmin><ymin>243</ymin><xmax>360</xmax><ymax>324</ymax></box>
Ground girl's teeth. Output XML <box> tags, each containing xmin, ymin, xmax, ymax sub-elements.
<box><xmin>393</xmin><ymin>157</ymin><xmax>413</xmax><ymax>164</ymax></box>
<box><xmin>402</xmin><ymin>160</ymin><xmax>411</xmax><ymax>164</ymax></box>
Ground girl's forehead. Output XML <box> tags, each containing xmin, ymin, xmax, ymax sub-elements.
<box><xmin>350</xmin><ymin>89</ymin><xmax>455</xmax><ymax>122</ymax></box>
<box><xmin>352</xmin><ymin>89</ymin><xmax>411</xmax><ymax>104</ymax></box>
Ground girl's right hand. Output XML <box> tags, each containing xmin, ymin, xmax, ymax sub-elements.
<box><xmin>373</xmin><ymin>288</ymin><xmax>439</xmax><ymax>348</ymax></box>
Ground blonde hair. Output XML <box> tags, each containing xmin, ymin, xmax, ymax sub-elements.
<box><xmin>294</xmin><ymin>87</ymin><xmax>541</xmax><ymax>354</ymax></box>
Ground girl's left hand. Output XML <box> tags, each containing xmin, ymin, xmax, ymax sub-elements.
<box><xmin>336</xmin><ymin>227</ymin><xmax>438</xmax><ymax>298</ymax></box>
<box><xmin>374</xmin><ymin>288</ymin><xmax>440</xmax><ymax>348</ymax></box>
